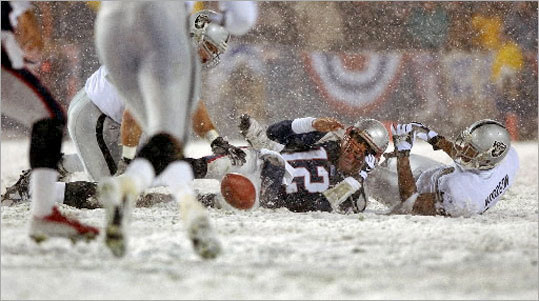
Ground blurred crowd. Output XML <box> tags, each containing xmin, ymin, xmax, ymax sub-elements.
<box><xmin>4</xmin><ymin>1</ymin><xmax>537</xmax><ymax>140</ymax></box>
<box><xmin>246</xmin><ymin>1</ymin><xmax>537</xmax><ymax>139</ymax></box>
<box><xmin>249</xmin><ymin>2</ymin><xmax>536</xmax><ymax>54</ymax></box>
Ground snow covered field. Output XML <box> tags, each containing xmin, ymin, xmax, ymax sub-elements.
<box><xmin>1</xmin><ymin>138</ymin><xmax>538</xmax><ymax>300</ymax></box>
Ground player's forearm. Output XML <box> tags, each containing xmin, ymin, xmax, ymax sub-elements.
<box><xmin>430</xmin><ymin>136</ymin><xmax>460</xmax><ymax>160</ymax></box>
<box><xmin>120</xmin><ymin>110</ymin><xmax>142</xmax><ymax>160</ymax></box>
<box><xmin>396</xmin><ymin>153</ymin><xmax>417</xmax><ymax>202</ymax></box>
<box><xmin>192</xmin><ymin>100</ymin><xmax>219</xmax><ymax>142</ymax></box>
<box><xmin>121</xmin><ymin>110</ymin><xmax>142</xmax><ymax>147</ymax></box>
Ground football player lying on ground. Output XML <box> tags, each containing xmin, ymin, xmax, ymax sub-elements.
<box><xmin>205</xmin><ymin>114</ymin><xmax>390</xmax><ymax>213</ymax></box>
<box><xmin>93</xmin><ymin>114</ymin><xmax>388</xmax><ymax>214</ymax></box>
<box><xmin>365</xmin><ymin>120</ymin><xmax>519</xmax><ymax>217</ymax></box>
<box><xmin>1</xmin><ymin>12</ymin><xmax>246</xmax><ymax>207</ymax></box>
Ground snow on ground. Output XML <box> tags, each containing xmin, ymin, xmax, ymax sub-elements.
<box><xmin>1</xmin><ymin>138</ymin><xmax>538</xmax><ymax>300</ymax></box>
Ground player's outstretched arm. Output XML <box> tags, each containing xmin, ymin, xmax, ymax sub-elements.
<box><xmin>266</xmin><ymin>117</ymin><xmax>341</xmax><ymax>148</ymax></box>
<box><xmin>392</xmin><ymin>123</ymin><xmax>438</xmax><ymax>215</ymax></box>
<box><xmin>392</xmin><ymin>124</ymin><xmax>418</xmax><ymax>202</ymax></box>
<box><xmin>192</xmin><ymin>100</ymin><xmax>246</xmax><ymax>165</ymax></box>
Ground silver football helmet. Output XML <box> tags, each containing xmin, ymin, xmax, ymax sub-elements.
<box><xmin>352</xmin><ymin>119</ymin><xmax>390</xmax><ymax>156</ymax></box>
<box><xmin>190</xmin><ymin>9</ymin><xmax>231</xmax><ymax>68</ymax></box>
<box><xmin>454</xmin><ymin>119</ymin><xmax>511</xmax><ymax>170</ymax></box>
<box><xmin>338</xmin><ymin>119</ymin><xmax>389</xmax><ymax>175</ymax></box>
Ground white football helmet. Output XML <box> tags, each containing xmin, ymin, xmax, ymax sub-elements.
<box><xmin>454</xmin><ymin>119</ymin><xmax>511</xmax><ymax>170</ymax></box>
<box><xmin>190</xmin><ymin>9</ymin><xmax>230</xmax><ymax>68</ymax></box>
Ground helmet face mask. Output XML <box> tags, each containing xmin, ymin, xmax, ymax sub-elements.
<box><xmin>190</xmin><ymin>10</ymin><xmax>230</xmax><ymax>69</ymax></box>
<box><xmin>197</xmin><ymin>39</ymin><xmax>223</xmax><ymax>68</ymax></box>
<box><xmin>338</xmin><ymin>127</ymin><xmax>373</xmax><ymax>175</ymax></box>
<box><xmin>454</xmin><ymin>119</ymin><xmax>510</xmax><ymax>170</ymax></box>
<box><xmin>454</xmin><ymin>131</ymin><xmax>480</xmax><ymax>167</ymax></box>
<box><xmin>337</xmin><ymin>120</ymin><xmax>388</xmax><ymax>175</ymax></box>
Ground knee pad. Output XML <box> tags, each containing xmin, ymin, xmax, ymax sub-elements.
<box><xmin>30</xmin><ymin>118</ymin><xmax>65</xmax><ymax>169</ymax></box>
<box><xmin>136</xmin><ymin>133</ymin><xmax>183</xmax><ymax>175</ymax></box>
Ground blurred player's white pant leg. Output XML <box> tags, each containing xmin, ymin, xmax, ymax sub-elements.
<box><xmin>95</xmin><ymin>2</ymin><xmax>219</xmax><ymax>259</ymax></box>
<box><xmin>67</xmin><ymin>90</ymin><xmax>121</xmax><ymax>181</ymax></box>
<box><xmin>366</xmin><ymin>154</ymin><xmax>444</xmax><ymax>208</ymax></box>
<box><xmin>95</xmin><ymin>2</ymin><xmax>199</xmax><ymax>143</ymax></box>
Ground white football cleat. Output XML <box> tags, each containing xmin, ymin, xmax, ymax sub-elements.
<box><xmin>29</xmin><ymin>206</ymin><xmax>99</xmax><ymax>243</ymax></box>
<box><xmin>98</xmin><ymin>175</ymin><xmax>139</xmax><ymax>257</ymax></box>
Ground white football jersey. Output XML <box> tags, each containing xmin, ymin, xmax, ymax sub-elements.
<box><xmin>84</xmin><ymin>65</ymin><xmax>125</xmax><ymax>124</ymax></box>
<box><xmin>416</xmin><ymin>147</ymin><xmax>519</xmax><ymax>217</ymax></box>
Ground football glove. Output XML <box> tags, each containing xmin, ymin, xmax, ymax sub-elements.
<box><xmin>211</xmin><ymin>136</ymin><xmax>247</xmax><ymax>166</ymax></box>
<box><xmin>359</xmin><ymin>154</ymin><xmax>377</xmax><ymax>181</ymax></box>
<box><xmin>391</xmin><ymin>123</ymin><xmax>415</xmax><ymax>152</ymax></box>
<box><xmin>410</xmin><ymin>122</ymin><xmax>439</xmax><ymax>145</ymax></box>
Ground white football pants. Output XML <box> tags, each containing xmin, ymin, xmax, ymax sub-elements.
<box><xmin>67</xmin><ymin>89</ymin><xmax>121</xmax><ymax>181</ymax></box>
<box><xmin>95</xmin><ymin>2</ymin><xmax>200</xmax><ymax>143</ymax></box>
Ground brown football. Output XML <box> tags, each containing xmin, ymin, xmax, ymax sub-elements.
<box><xmin>220</xmin><ymin>173</ymin><xmax>256</xmax><ymax>210</ymax></box>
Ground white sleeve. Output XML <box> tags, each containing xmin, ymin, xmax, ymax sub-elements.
<box><xmin>219</xmin><ymin>1</ymin><xmax>258</xmax><ymax>35</ymax></box>
<box><xmin>9</xmin><ymin>1</ymin><xmax>33</xmax><ymax>28</ymax></box>
<box><xmin>291</xmin><ymin>117</ymin><xmax>316</xmax><ymax>134</ymax></box>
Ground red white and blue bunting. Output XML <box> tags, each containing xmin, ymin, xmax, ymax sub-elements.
<box><xmin>303</xmin><ymin>51</ymin><xmax>404</xmax><ymax>115</ymax></box>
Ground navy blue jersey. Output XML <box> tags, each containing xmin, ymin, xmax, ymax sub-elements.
<box><xmin>260</xmin><ymin>120</ymin><xmax>361</xmax><ymax>213</ymax></box>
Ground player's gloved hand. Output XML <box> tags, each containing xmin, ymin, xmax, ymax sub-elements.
<box><xmin>312</xmin><ymin>117</ymin><xmax>344</xmax><ymax>132</ymax></box>
<box><xmin>391</xmin><ymin>123</ymin><xmax>415</xmax><ymax>153</ymax></box>
<box><xmin>211</xmin><ymin>136</ymin><xmax>247</xmax><ymax>166</ymax></box>
<box><xmin>114</xmin><ymin>157</ymin><xmax>132</xmax><ymax>176</ymax></box>
<box><xmin>359</xmin><ymin>154</ymin><xmax>377</xmax><ymax>181</ymax></box>
<box><xmin>410</xmin><ymin>122</ymin><xmax>439</xmax><ymax>145</ymax></box>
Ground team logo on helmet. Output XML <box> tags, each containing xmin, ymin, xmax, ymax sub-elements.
<box><xmin>194</xmin><ymin>14</ymin><xmax>210</xmax><ymax>29</ymax></box>
<box><xmin>491</xmin><ymin>141</ymin><xmax>507</xmax><ymax>157</ymax></box>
